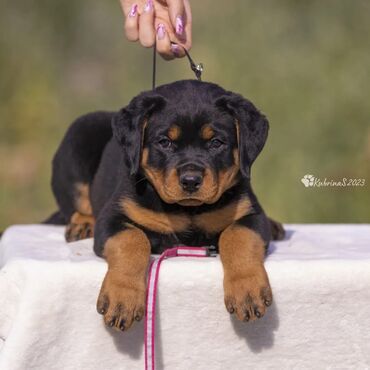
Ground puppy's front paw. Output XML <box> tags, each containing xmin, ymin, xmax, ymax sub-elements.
<box><xmin>65</xmin><ymin>212</ymin><xmax>94</xmax><ymax>242</ymax></box>
<box><xmin>96</xmin><ymin>271</ymin><xmax>146</xmax><ymax>332</ymax></box>
<box><xmin>224</xmin><ymin>265</ymin><xmax>272</xmax><ymax>322</ymax></box>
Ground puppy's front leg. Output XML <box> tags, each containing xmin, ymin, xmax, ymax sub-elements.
<box><xmin>96</xmin><ymin>226</ymin><xmax>151</xmax><ymax>331</ymax></box>
<box><xmin>219</xmin><ymin>223</ymin><xmax>272</xmax><ymax>322</ymax></box>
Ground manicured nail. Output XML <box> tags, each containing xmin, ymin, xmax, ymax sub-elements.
<box><xmin>171</xmin><ymin>44</ymin><xmax>180</xmax><ymax>56</ymax></box>
<box><xmin>129</xmin><ymin>3</ymin><xmax>138</xmax><ymax>17</ymax></box>
<box><xmin>144</xmin><ymin>0</ymin><xmax>153</xmax><ymax>12</ymax></box>
<box><xmin>157</xmin><ymin>24</ymin><xmax>165</xmax><ymax>40</ymax></box>
<box><xmin>175</xmin><ymin>15</ymin><xmax>184</xmax><ymax>35</ymax></box>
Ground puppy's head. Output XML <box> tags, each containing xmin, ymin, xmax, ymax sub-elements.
<box><xmin>113</xmin><ymin>80</ymin><xmax>269</xmax><ymax>205</ymax></box>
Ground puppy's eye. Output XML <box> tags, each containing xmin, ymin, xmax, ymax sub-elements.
<box><xmin>208</xmin><ymin>138</ymin><xmax>224</xmax><ymax>149</ymax></box>
<box><xmin>158</xmin><ymin>137</ymin><xmax>172</xmax><ymax>149</ymax></box>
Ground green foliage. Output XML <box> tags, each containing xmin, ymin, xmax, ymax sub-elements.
<box><xmin>1</xmin><ymin>0</ymin><xmax>369</xmax><ymax>229</ymax></box>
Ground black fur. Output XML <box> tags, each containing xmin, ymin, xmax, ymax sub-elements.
<box><xmin>50</xmin><ymin>80</ymin><xmax>283</xmax><ymax>256</ymax></box>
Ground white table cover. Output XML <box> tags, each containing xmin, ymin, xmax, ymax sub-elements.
<box><xmin>0</xmin><ymin>224</ymin><xmax>370</xmax><ymax>370</ymax></box>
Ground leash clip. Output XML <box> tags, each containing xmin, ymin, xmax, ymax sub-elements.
<box><xmin>180</xmin><ymin>43</ymin><xmax>203</xmax><ymax>81</ymax></box>
<box><xmin>205</xmin><ymin>245</ymin><xmax>217</xmax><ymax>257</ymax></box>
<box><xmin>152</xmin><ymin>42</ymin><xmax>204</xmax><ymax>89</ymax></box>
<box><xmin>191</xmin><ymin>62</ymin><xmax>203</xmax><ymax>81</ymax></box>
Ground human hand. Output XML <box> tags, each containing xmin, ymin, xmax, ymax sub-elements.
<box><xmin>119</xmin><ymin>0</ymin><xmax>192</xmax><ymax>60</ymax></box>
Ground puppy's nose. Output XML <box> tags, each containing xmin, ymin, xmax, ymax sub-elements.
<box><xmin>180</xmin><ymin>173</ymin><xmax>203</xmax><ymax>193</ymax></box>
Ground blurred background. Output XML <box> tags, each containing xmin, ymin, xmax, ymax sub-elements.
<box><xmin>0</xmin><ymin>0</ymin><xmax>369</xmax><ymax>230</ymax></box>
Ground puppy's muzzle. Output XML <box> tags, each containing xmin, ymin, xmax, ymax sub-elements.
<box><xmin>177</xmin><ymin>164</ymin><xmax>204</xmax><ymax>193</ymax></box>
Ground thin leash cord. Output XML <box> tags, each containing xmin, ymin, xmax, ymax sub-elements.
<box><xmin>144</xmin><ymin>246</ymin><xmax>216</xmax><ymax>370</ymax></box>
<box><xmin>152</xmin><ymin>43</ymin><xmax>157</xmax><ymax>90</ymax></box>
<box><xmin>152</xmin><ymin>42</ymin><xmax>203</xmax><ymax>89</ymax></box>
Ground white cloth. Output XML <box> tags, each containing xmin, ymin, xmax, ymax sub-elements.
<box><xmin>0</xmin><ymin>224</ymin><xmax>370</xmax><ymax>370</ymax></box>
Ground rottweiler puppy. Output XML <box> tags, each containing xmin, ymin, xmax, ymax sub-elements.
<box><xmin>51</xmin><ymin>79</ymin><xmax>284</xmax><ymax>331</ymax></box>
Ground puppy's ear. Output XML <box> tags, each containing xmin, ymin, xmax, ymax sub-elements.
<box><xmin>112</xmin><ymin>93</ymin><xmax>166</xmax><ymax>176</ymax></box>
<box><xmin>216</xmin><ymin>93</ymin><xmax>269</xmax><ymax>179</ymax></box>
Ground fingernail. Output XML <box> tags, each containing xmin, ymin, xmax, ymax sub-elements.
<box><xmin>175</xmin><ymin>15</ymin><xmax>184</xmax><ymax>35</ymax></box>
<box><xmin>129</xmin><ymin>3</ymin><xmax>138</xmax><ymax>17</ymax></box>
<box><xmin>171</xmin><ymin>44</ymin><xmax>180</xmax><ymax>56</ymax></box>
<box><xmin>144</xmin><ymin>0</ymin><xmax>153</xmax><ymax>13</ymax></box>
<box><xmin>157</xmin><ymin>24</ymin><xmax>165</xmax><ymax>40</ymax></box>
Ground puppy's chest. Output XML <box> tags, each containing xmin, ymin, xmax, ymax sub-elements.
<box><xmin>121</xmin><ymin>198</ymin><xmax>252</xmax><ymax>236</ymax></box>
<box><xmin>147</xmin><ymin>229</ymin><xmax>218</xmax><ymax>254</ymax></box>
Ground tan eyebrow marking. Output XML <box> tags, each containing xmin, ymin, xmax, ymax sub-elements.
<box><xmin>200</xmin><ymin>124</ymin><xmax>214</xmax><ymax>140</ymax></box>
<box><xmin>168</xmin><ymin>125</ymin><xmax>181</xmax><ymax>140</ymax></box>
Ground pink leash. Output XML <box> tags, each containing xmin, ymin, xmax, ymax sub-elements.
<box><xmin>144</xmin><ymin>246</ymin><xmax>216</xmax><ymax>370</ymax></box>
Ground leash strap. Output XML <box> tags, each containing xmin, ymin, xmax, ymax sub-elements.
<box><xmin>152</xmin><ymin>43</ymin><xmax>203</xmax><ymax>89</ymax></box>
<box><xmin>145</xmin><ymin>246</ymin><xmax>216</xmax><ymax>370</ymax></box>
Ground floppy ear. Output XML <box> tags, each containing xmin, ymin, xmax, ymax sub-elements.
<box><xmin>112</xmin><ymin>93</ymin><xmax>166</xmax><ymax>176</ymax></box>
<box><xmin>215</xmin><ymin>93</ymin><xmax>269</xmax><ymax>179</ymax></box>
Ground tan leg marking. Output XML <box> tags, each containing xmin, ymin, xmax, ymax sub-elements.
<box><xmin>96</xmin><ymin>227</ymin><xmax>151</xmax><ymax>331</ymax></box>
<box><xmin>65</xmin><ymin>212</ymin><xmax>95</xmax><ymax>242</ymax></box>
<box><xmin>219</xmin><ymin>224</ymin><xmax>272</xmax><ymax>322</ymax></box>
<box><xmin>75</xmin><ymin>183</ymin><xmax>93</xmax><ymax>215</ymax></box>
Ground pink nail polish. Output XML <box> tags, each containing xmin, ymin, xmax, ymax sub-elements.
<box><xmin>144</xmin><ymin>0</ymin><xmax>153</xmax><ymax>13</ymax></box>
<box><xmin>175</xmin><ymin>16</ymin><xmax>184</xmax><ymax>35</ymax></box>
<box><xmin>171</xmin><ymin>44</ymin><xmax>180</xmax><ymax>56</ymax></box>
<box><xmin>157</xmin><ymin>24</ymin><xmax>165</xmax><ymax>40</ymax></box>
<box><xmin>129</xmin><ymin>4</ymin><xmax>138</xmax><ymax>17</ymax></box>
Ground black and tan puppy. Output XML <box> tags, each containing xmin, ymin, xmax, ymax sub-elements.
<box><xmin>51</xmin><ymin>80</ymin><xmax>284</xmax><ymax>331</ymax></box>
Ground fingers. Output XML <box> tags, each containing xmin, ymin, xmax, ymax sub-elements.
<box><xmin>124</xmin><ymin>3</ymin><xmax>139</xmax><ymax>41</ymax></box>
<box><xmin>139</xmin><ymin>0</ymin><xmax>156</xmax><ymax>47</ymax></box>
<box><xmin>155</xmin><ymin>24</ymin><xmax>185</xmax><ymax>60</ymax></box>
<box><xmin>155</xmin><ymin>24</ymin><xmax>172</xmax><ymax>60</ymax></box>
<box><xmin>166</xmin><ymin>0</ymin><xmax>185</xmax><ymax>37</ymax></box>
<box><xmin>163</xmin><ymin>1</ymin><xmax>192</xmax><ymax>56</ymax></box>
<box><xmin>122</xmin><ymin>0</ymin><xmax>192</xmax><ymax>59</ymax></box>
<box><xmin>182</xmin><ymin>0</ymin><xmax>192</xmax><ymax>50</ymax></box>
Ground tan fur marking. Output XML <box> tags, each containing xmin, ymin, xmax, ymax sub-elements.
<box><xmin>141</xmin><ymin>148</ymin><xmax>173</xmax><ymax>203</ymax></box>
<box><xmin>121</xmin><ymin>198</ymin><xmax>191</xmax><ymax>234</ymax></box>
<box><xmin>141</xmin><ymin>119</ymin><xmax>148</xmax><ymax>149</ymax></box>
<box><xmin>97</xmin><ymin>228</ymin><xmax>151</xmax><ymax>331</ymax></box>
<box><xmin>209</xmin><ymin>149</ymin><xmax>240</xmax><ymax>201</ymax></box>
<box><xmin>219</xmin><ymin>224</ymin><xmax>272</xmax><ymax>322</ymax></box>
<box><xmin>201</xmin><ymin>125</ymin><xmax>214</xmax><ymax>140</ymax></box>
<box><xmin>142</xmin><ymin>149</ymin><xmax>186</xmax><ymax>204</ymax></box>
<box><xmin>75</xmin><ymin>183</ymin><xmax>93</xmax><ymax>215</ymax></box>
<box><xmin>70</xmin><ymin>212</ymin><xmax>94</xmax><ymax>225</ymax></box>
<box><xmin>103</xmin><ymin>229</ymin><xmax>151</xmax><ymax>279</ymax></box>
<box><xmin>219</xmin><ymin>225</ymin><xmax>265</xmax><ymax>268</ymax></box>
<box><xmin>194</xmin><ymin>197</ymin><xmax>252</xmax><ymax>234</ymax></box>
<box><xmin>141</xmin><ymin>147</ymin><xmax>239</xmax><ymax>205</ymax></box>
<box><xmin>168</xmin><ymin>125</ymin><xmax>181</xmax><ymax>141</ymax></box>
<box><xmin>164</xmin><ymin>167</ymin><xmax>180</xmax><ymax>195</ymax></box>
<box><xmin>235</xmin><ymin>119</ymin><xmax>240</xmax><ymax>147</ymax></box>
<box><xmin>65</xmin><ymin>211</ymin><xmax>95</xmax><ymax>242</ymax></box>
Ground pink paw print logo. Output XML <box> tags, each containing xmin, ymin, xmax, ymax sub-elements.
<box><xmin>301</xmin><ymin>174</ymin><xmax>315</xmax><ymax>187</ymax></box>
